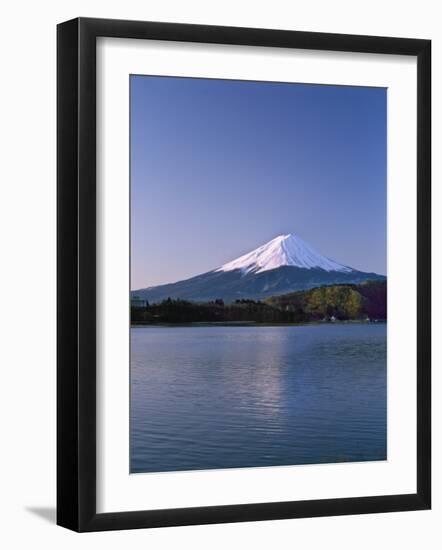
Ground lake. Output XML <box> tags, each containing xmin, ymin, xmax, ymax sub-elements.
<box><xmin>130</xmin><ymin>323</ymin><xmax>386</xmax><ymax>473</ymax></box>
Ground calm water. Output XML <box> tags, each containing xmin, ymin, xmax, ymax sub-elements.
<box><xmin>130</xmin><ymin>324</ymin><xmax>386</xmax><ymax>473</ymax></box>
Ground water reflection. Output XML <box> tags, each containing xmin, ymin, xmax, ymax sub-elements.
<box><xmin>131</xmin><ymin>324</ymin><xmax>386</xmax><ymax>473</ymax></box>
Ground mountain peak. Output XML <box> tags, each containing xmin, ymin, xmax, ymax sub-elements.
<box><xmin>216</xmin><ymin>233</ymin><xmax>352</xmax><ymax>274</ymax></box>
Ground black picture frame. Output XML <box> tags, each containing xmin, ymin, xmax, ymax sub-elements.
<box><xmin>57</xmin><ymin>17</ymin><xmax>431</xmax><ymax>532</ymax></box>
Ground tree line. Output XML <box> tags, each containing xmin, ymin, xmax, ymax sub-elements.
<box><xmin>131</xmin><ymin>280</ymin><xmax>386</xmax><ymax>325</ymax></box>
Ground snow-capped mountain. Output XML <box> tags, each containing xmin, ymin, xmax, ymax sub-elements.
<box><xmin>216</xmin><ymin>233</ymin><xmax>352</xmax><ymax>274</ymax></box>
<box><xmin>132</xmin><ymin>234</ymin><xmax>385</xmax><ymax>304</ymax></box>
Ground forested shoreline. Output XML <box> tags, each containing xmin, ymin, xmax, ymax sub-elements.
<box><xmin>131</xmin><ymin>280</ymin><xmax>386</xmax><ymax>325</ymax></box>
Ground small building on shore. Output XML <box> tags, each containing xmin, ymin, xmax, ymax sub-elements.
<box><xmin>131</xmin><ymin>295</ymin><xmax>148</xmax><ymax>309</ymax></box>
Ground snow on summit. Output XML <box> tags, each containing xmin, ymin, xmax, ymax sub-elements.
<box><xmin>216</xmin><ymin>234</ymin><xmax>353</xmax><ymax>274</ymax></box>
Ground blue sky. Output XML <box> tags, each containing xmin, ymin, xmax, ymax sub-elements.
<box><xmin>131</xmin><ymin>75</ymin><xmax>386</xmax><ymax>289</ymax></box>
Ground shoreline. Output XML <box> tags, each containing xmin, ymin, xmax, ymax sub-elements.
<box><xmin>131</xmin><ymin>320</ymin><xmax>387</xmax><ymax>328</ymax></box>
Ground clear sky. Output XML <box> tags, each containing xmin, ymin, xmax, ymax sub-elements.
<box><xmin>131</xmin><ymin>75</ymin><xmax>386</xmax><ymax>290</ymax></box>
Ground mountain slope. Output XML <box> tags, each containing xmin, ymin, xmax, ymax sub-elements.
<box><xmin>217</xmin><ymin>234</ymin><xmax>352</xmax><ymax>274</ymax></box>
<box><xmin>133</xmin><ymin>234</ymin><xmax>385</xmax><ymax>304</ymax></box>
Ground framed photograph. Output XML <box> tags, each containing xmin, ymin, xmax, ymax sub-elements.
<box><xmin>57</xmin><ymin>17</ymin><xmax>431</xmax><ymax>532</ymax></box>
